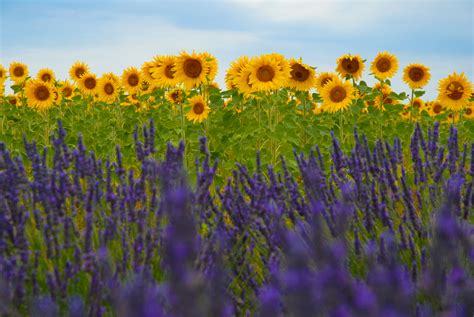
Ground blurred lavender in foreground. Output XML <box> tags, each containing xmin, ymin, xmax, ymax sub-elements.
<box><xmin>0</xmin><ymin>120</ymin><xmax>472</xmax><ymax>316</ymax></box>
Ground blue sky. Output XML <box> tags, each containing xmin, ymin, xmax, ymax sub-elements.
<box><xmin>1</xmin><ymin>0</ymin><xmax>473</xmax><ymax>99</ymax></box>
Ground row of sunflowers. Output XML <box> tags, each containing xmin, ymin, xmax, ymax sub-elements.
<box><xmin>1</xmin><ymin>51</ymin><xmax>473</xmax><ymax>123</ymax></box>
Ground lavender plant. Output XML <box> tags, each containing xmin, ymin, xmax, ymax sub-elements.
<box><xmin>0</xmin><ymin>120</ymin><xmax>472</xmax><ymax>316</ymax></box>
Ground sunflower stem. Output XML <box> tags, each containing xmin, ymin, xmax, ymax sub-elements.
<box><xmin>410</xmin><ymin>88</ymin><xmax>415</xmax><ymax>123</ymax></box>
<box><xmin>179</xmin><ymin>102</ymin><xmax>188</xmax><ymax>168</ymax></box>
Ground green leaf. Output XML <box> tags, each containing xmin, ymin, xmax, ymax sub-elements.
<box><xmin>414</xmin><ymin>90</ymin><xmax>425</xmax><ymax>97</ymax></box>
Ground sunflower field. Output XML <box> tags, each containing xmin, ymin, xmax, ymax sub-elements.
<box><xmin>0</xmin><ymin>52</ymin><xmax>473</xmax><ymax>316</ymax></box>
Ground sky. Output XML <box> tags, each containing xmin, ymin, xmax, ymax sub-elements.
<box><xmin>1</xmin><ymin>0</ymin><xmax>473</xmax><ymax>100</ymax></box>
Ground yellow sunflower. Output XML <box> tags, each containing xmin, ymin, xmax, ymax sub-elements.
<box><xmin>429</xmin><ymin>100</ymin><xmax>444</xmax><ymax>117</ymax></box>
<box><xmin>463</xmin><ymin>103</ymin><xmax>474</xmax><ymax>120</ymax></box>
<box><xmin>411</xmin><ymin>97</ymin><xmax>424</xmax><ymax>111</ymax></box>
<box><xmin>0</xmin><ymin>82</ymin><xmax>4</xmax><ymax>97</ymax></box>
<box><xmin>121</xmin><ymin>67</ymin><xmax>141</xmax><ymax>94</ymax></box>
<box><xmin>77</xmin><ymin>73</ymin><xmax>98</xmax><ymax>96</ymax></box>
<box><xmin>288</xmin><ymin>58</ymin><xmax>317</xmax><ymax>91</ymax></box>
<box><xmin>166</xmin><ymin>89</ymin><xmax>185</xmax><ymax>104</ymax></box>
<box><xmin>150</xmin><ymin>55</ymin><xmax>179</xmax><ymax>88</ymax></box>
<box><xmin>370</xmin><ymin>52</ymin><xmax>398</xmax><ymax>80</ymax></box>
<box><xmin>201</xmin><ymin>52</ymin><xmax>218</xmax><ymax>82</ymax></box>
<box><xmin>97</xmin><ymin>75</ymin><xmax>119</xmax><ymax>103</ymax></box>
<box><xmin>373</xmin><ymin>82</ymin><xmax>399</xmax><ymax>109</ymax></box>
<box><xmin>139</xmin><ymin>79</ymin><xmax>153</xmax><ymax>95</ymax></box>
<box><xmin>0</xmin><ymin>64</ymin><xmax>7</xmax><ymax>82</ymax></box>
<box><xmin>437</xmin><ymin>72</ymin><xmax>472</xmax><ymax>112</ymax></box>
<box><xmin>58</xmin><ymin>80</ymin><xmax>75</xmax><ymax>100</ymax></box>
<box><xmin>312</xmin><ymin>103</ymin><xmax>325</xmax><ymax>115</ymax></box>
<box><xmin>36</xmin><ymin>68</ymin><xmax>56</xmax><ymax>83</ymax></box>
<box><xmin>234</xmin><ymin>65</ymin><xmax>255</xmax><ymax>96</ymax></box>
<box><xmin>403</xmin><ymin>63</ymin><xmax>431</xmax><ymax>89</ymax></box>
<box><xmin>141</xmin><ymin>60</ymin><xmax>156</xmax><ymax>83</ymax></box>
<box><xmin>25</xmin><ymin>79</ymin><xmax>55</xmax><ymax>110</ymax></box>
<box><xmin>103</xmin><ymin>72</ymin><xmax>120</xmax><ymax>84</ymax></box>
<box><xmin>69</xmin><ymin>61</ymin><xmax>89</xmax><ymax>82</ymax></box>
<box><xmin>336</xmin><ymin>54</ymin><xmax>364</xmax><ymax>80</ymax></box>
<box><xmin>225</xmin><ymin>56</ymin><xmax>250</xmax><ymax>90</ymax></box>
<box><xmin>186</xmin><ymin>95</ymin><xmax>211</xmax><ymax>123</ymax></box>
<box><xmin>315</xmin><ymin>72</ymin><xmax>338</xmax><ymax>93</ymax></box>
<box><xmin>174</xmin><ymin>51</ymin><xmax>209</xmax><ymax>89</ymax></box>
<box><xmin>9</xmin><ymin>62</ymin><xmax>29</xmax><ymax>83</ymax></box>
<box><xmin>320</xmin><ymin>77</ymin><xmax>355</xmax><ymax>113</ymax></box>
<box><xmin>7</xmin><ymin>94</ymin><xmax>20</xmax><ymax>107</ymax></box>
<box><xmin>248</xmin><ymin>54</ymin><xmax>289</xmax><ymax>92</ymax></box>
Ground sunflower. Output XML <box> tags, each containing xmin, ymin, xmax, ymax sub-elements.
<box><xmin>411</xmin><ymin>97</ymin><xmax>424</xmax><ymax>111</ymax></box>
<box><xmin>174</xmin><ymin>51</ymin><xmax>210</xmax><ymax>89</ymax></box>
<box><xmin>150</xmin><ymin>55</ymin><xmax>179</xmax><ymax>88</ymax></box>
<box><xmin>403</xmin><ymin>63</ymin><xmax>431</xmax><ymax>89</ymax></box>
<box><xmin>373</xmin><ymin>82</ymin><xmax>399</xmax><ymax>109</ymax></box>
<box><xmin>139</xmin><ymin>79</ymin><xmax>154</xmax><ymax>95</ymax></box>
<box><xmin>121</xmin><ymin>67</ymin><xmax>141</xmax><ymax>94</ymax></box>
<box><xmin>288</xmin><ymin>58</ymin><xmax>317</xmax><ymax>91</ymax></box>
<box><xmin>69</xmin><ymin>61</ymin><xmax>89</xmax><ymax>82</ymax></box>
<box><xmin>141</xmin><ymin>60</ymin><xmax>156</xmax><ymax>83</ymax></box>
<box><xmin>0</xmin><ymin>64</ymin><xmax>7</xmax><ymax>82</ymax></box>
<box><xmin>225</xmin><ymin>56</ymin><xmax>250</xmax><ymax>90</ymax></box>
<box><xmin>315</xmin><ymin>72</ymin><xmax>338</xmax><ymax>93</ymax></box>
<box><xmin>370</xmin><ymin>52</ymin><xmax>398</xmax><ymax>80</ymax></box>
<box><xmin>234</xmin><ymin>65</ymin><xmax>255</xmax><ymax>96</ymax></box>
<box><xmin>6</xmin><ymin>94</ymin><xmax>20</xmax><ymax>106</ymax></box>
<box><xmin>25</xmin><ymin>79</ymin><xmax>55</xmax><ymax>110</ymax></box>
<box><xmin>320</xmin><ymin>77</ymin><xmax>355</xmax><ymax>113</ymax></box>
<box><xmin>97</xmin><ymin>75</ymin><xmax>119</xmax><ymax>103</ymax></box>
<box><xmin>166</xmin><ymin>89</ymin><xmax>184</xmax><ymax>104</ymax></box>
<box><xmin>58</xmin><ymin>80</ymin><xmax>75</xmax><ymax>100</ymax></box>
<box><xmin>36</xmin><ymin>68</ymin><xmax>56</xmax><ymax>83</ymax></box>
<box><xmin>103</xmin><ymin>72</ymin><xmax>120</xmax><ymax>84</ymax></box>
<box><xmin>336</xmin><ymin>54</ymin><xmax>364</xmax><ymax>80</ymax></box>
<box><xmin>437</xmin><ymin>72</ymin><xmax>472</xmax><ymax>112</ymax></box>
<box><xmin>312</xmin><ymin>103</ymin><xmax>325</xmax><ymax>115</ymax></box>
<box><xmin>0</xmin><ymin>82</ymin><xmax>4</xmax><ymax>97</ymax></box>
<box><xmin>9</xmin><ymin>62</ymin><xmax>29</xmax><ymax>83</ymax></box>
<box><xmin>77</xmin><ymin>73</ymin><xmax>98</xmax><ymax>96</ymax></box>
<box><xmin>463</xmin><ymin>103</ymin><xmax>474</xmax><ymax>120</ymax></box>
<box><xmin>248</xmin><ymin>54</ymin><xmax>289</xmax><ymax>92</ymax></box>
<box><xmin>186</xmin><ymin>95</ymin><xmax>210</xmax><ymax>123</ymax></box>
<box><xmin>201</xmin><ymin>52</ymin><xmax>218</xmax><ymax>82</ymax></box>
<box><xmin>429</xmin><ymin>100</ymin><xmax>444</xmax><ymax>117</ymax></box>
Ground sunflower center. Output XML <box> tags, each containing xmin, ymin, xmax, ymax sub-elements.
<box><xmin>446</xmin><ymin>81</ymin><xmax>464</xmax><ymax>100</ymax></box>
<box><xmin>193</xmin><ymin>102</ymin><xmax>205</xmax><ymax>115</ymax></box>
<box><xmin>183</xmin><ymin>59</ymin><xmax>202</xmax><ymax>78</ymax></box>
<box><xmin>385</xmin><ymin>97</ymin><xmax>393</xmax><ymax>104</ymax></box>
<box><xmin>433</xmin><ymin>103</ymin><xmax>442</xmax><ymax>114</ymax></box>
<box><xmin>9</xmin><ymin>97</ymin><xmax>17</xmax><ymax>105</ymax></box>
<box><xmin>13</xmin><ymin>67</ymin><xmax>24</xmax><ymax>77</ymax></box>
<box><xmin>0</xmin><ymin>70</ymin><xmax>3</xmax><ymax>78</ymax></box>
<box><xmin>376</xmin><ymin>58</ymin><xmax>391</xmax><ymax>72</ymax></box>
<box><xmin>35</xmin><ymin>86</ymin><xmax>50</xmax><ymax>101</ymax></box>
<box><xmin>466</xmin><ymin>108</ymin><xmax>472</xmax><ymax>115</ymax></box>
<box><xmin>330</xmin><ymin>86</ymin><xmax>347</xmax><ymax>102</ymax></box>
<box><xmin>257</xmin><ymin>65</ymin><xmax>275</xmax><ymax>82</ymax></box>
<box><xmin>165</xmin><ymin>65</ymin><xmax>175</xmax><ymax>79</ymax></box>
<box><xmin>42</xmin><ymin>74</ymin><xmax>51</xmax><ymax>82</ymax></box>
<box><xmin>63</xmin><ymin>87</ymin><xmax>73</xmax><ymax>97</ymax></box>
<box><xmin>413</xmin><ymin>101</ymin><xmax>421</xmax><ymax>108</ymax></box>
<box><xmin>171</xmin><ymin>92</ymin><xmax>180</xmax><ymax>102</ymax></box>
<box><xmin>75</xmin><ymin>68</ymin><xmax>85</xmax><ymax>79</ymax></box>
<box><xmin>85</xmin><ymin>77</ymin><xmax>96</xmax><ymax>89</ymax></box>
<box><xmin>128</xmin><ymin>74</ymin><xmax>139</xmax><ymax>86</ymax></box>
<box><xmin>104</xmin><ymin>83</ymin><xmax>114</xmax><ymax>95</ymax></box>
<box><xmin>341</xmin><ymin>58</ymin><xmax>359</xmax><ymax>74</ymax></box>
<box><xmin>408</xmin><ymin>67</ymin><xmax>424</xmax><ymax>82</ymax></box>
<box><xmin>290</xmin><ymin>64</ymin><xmax>310</xmax><ymax>82</ymax></box>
